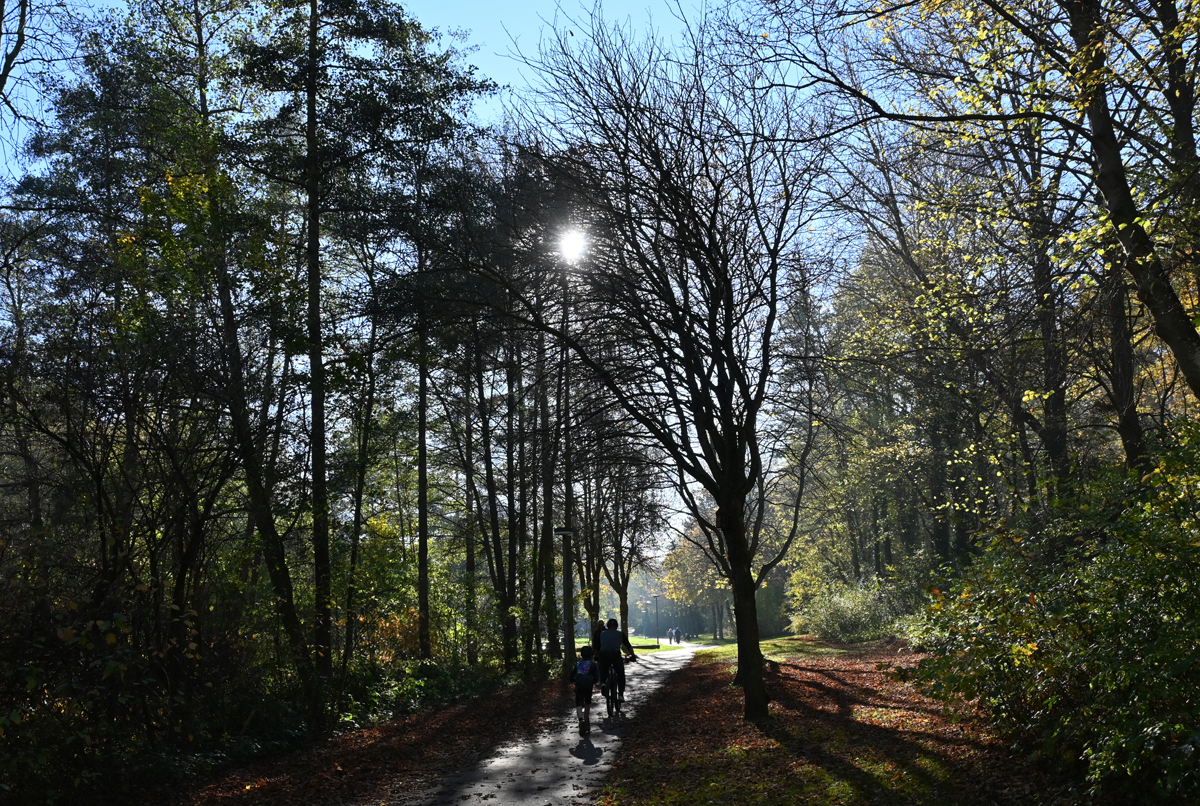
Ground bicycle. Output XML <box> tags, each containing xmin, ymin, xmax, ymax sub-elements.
<box><xmin>604</xmin><ymin>662</ymin><xmax>621</xmax><ymax>720</ymax></box>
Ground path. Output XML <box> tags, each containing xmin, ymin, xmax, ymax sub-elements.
<box><xmin>386</xmin><ymin>645</ymin><xmax>701</xmax><ymax>806</ymax></box>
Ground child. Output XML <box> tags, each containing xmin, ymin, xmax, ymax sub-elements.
<box><xmin>570</xmin><ymin>645</ymin><xmax>598</xmax><ymax>735</ymax></box>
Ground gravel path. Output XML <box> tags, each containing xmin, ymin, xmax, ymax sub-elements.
<box><xmin>386</xmin><ymin>645</ymin><xmax>701</xmax><ymax>806</ymax></box>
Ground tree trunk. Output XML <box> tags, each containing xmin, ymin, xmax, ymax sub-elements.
<box><xmin>416</xmin><ymin>164</ymin><xmax>432</xmax><ymax>661</ymax></box>
<box><xmin>503</xmin><ymin>339</ymin><xmax>520</xmax><ymax>667</ymax></box>
<box><xmin>305</xmin><ymin>0</ymin><xmax>333</xmax><ymax>722</ymax></box>
<box><xmin>538</xmin><ymin>328</ymin><xmax>560</xmax><ymax>660</ymax></box>
<box><xmin>724</xmin><ymin>510</ymin><xmax>768</xmax><ymax>720</ymax></box>
<box><xmin>1065</xmin><ymin>0</ymin><xmax>1200</xmax><ymax>403</ymax></box>
<box><xmin>340</xmin><ymin>322</ymin><xmax>378</xmax><ymax>693</ymax></box>
<box><xmin>1107</xmin><ymin>254</ymin><xmax>1149</xmax><ymax>472</ymax></box>
<box><xmin>559</xmin><ymin>278</ymin><xmax>575</xmax><ymax>668</ymax></box>
<box><xmin>418</xmin><ymin>288</ymin><xmax>431</xmax><ymax>660</ymax></box>
<box><xmin>461</xmin><ymin>362</ymin><xmax>479</xmax><ymax>666</ymax></box>
<box><xmin>1033</xmin><ymin>242</ymin><xmax>1070</xmax><ymax>499</ymax></box>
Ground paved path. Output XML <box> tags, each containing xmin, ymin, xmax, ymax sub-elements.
<box><xmin>386</xmin><ymin>645</ymin><xmax>701</xmax><ymax>806</ymax></box>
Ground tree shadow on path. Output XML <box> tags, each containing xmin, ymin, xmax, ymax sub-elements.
<box><xmin>598</xmin><ymin>642</ymin><xmax>1079</xmax><ymax>806</ymax></box>
<box><xmin>172</xmin><ymin>678</ymin><xmax>572</xmax><ymax>806</ymax></box>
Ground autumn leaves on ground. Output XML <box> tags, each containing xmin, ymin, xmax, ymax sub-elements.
<box><xmin>175</xmin><ymin>638</ymin><xmax>1079</xmax><ymax>806</ymax></box>
<box><xmin>175</xmin><ymin>679</ymin><xmax>571</xmax><ymax>805</ymax></box>
<box><xmin>601</xmin><ymin>638</ymin><xmax>1076</xmax><ymax>806</ymax></box>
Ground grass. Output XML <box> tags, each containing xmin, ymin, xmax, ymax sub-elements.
<box><xmin>574</xmin><ymin>641</ymin><xmax>677</xmax><ymax>657</ymax></box>
<box><xmin>698</xmin><ymin>634</ymin><xmax>855</xmax><ymax>663</ymax></box>
<box><xmin>597</xmin><ymin>636</ymin><xmax>1081</xmax><ymax>806</ymax></box>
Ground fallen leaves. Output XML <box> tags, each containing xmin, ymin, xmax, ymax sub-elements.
<box><xmin>596</xmin><ymin>639</ymin><xmax>1083</xmax><ymax>805</ymax></box>
<box><xmin>172</xmin><ymin>677</ymin><xmax>572</xmax><ymax>806</ymax></box>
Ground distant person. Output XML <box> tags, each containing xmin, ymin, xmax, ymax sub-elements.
<box><xmin>570</xmin><ymin>645</ymin><xmax>598</xmax><ymax>734</ymax></box>
<box><xmin>598</xmin><ymin>618</ymin><xmax>634</xmax><ymax>700</ymax></box>
<box><xmin>591</xmin><ymin>619</ymin><xmax>606</xmax><ymax>653</ymax></box>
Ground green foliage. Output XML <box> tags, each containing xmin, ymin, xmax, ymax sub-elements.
<box><xmin>755</xmin><ymin>571</ymin><xmax>789</xmax><ymax>638</ymax></box>
<box><xmin>910</xmin><ymin>425</ymin><xmax>1200</xmax><ymax>800</ymax></box>
<box><xmin>791</xmin><ymin>578</ymin><xmax>924</xmax><ymax>644</ymax></box>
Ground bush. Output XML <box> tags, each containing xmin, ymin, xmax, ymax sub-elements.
<box><xmin>910</xmin><ymin>426</ymin><xmax>1200</xmax><ymax>802</ymax></box>
<box><xmin>791</xmin><ymin>579</ymin><xmax>921</xmax><ymax>643</ymax></box>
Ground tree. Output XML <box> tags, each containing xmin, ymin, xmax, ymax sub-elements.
<box><xmin>513</xmin><ymin>10</ymin><xmax>829</xmax><ymax>719</ymax></box>
<box><xmin>235</xmin><ymin>0</ymin><xmax>487</xmax><ymax>717</ymax></box>
<box><xmin>750</xmin><ymin>0</ymin><xmax>1200</xmax><ymax>405</ymax></box>
<box><xmin>663</xmin><ymin>530</ymin><xmax>731</xmax><ymax>640</ymax></box>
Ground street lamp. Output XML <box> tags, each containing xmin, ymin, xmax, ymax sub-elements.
<box><xmin>652</xmin><ymin>593</ymin><xmax>661</xmax><ymax>648</ymax></box>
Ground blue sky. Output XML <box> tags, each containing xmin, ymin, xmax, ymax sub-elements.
<box><xmin>402</xmin><ymin>0</ymin><xmax>689</xmax><ymax>122</ymax></box>
<box><xmin>0</xmin><ymin>0</ymin><xmax>691</xmax><ymax>173</ymax></box>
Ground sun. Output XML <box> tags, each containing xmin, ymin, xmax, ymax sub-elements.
<box><xmin>560</xmin><ymin>229</ymin><xmax>586</xmax><ymax>263</ymax></box>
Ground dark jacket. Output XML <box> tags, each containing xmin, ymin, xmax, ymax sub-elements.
<box><xmin>598</xmin><ymin>629</ymin><xmax>633</xmax><ymax>657</ymax></box>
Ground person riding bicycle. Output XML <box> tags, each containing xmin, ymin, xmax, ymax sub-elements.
<box><xmin>596</xmin><ymin>618</ymin><xmax>634</xmax><ymax>701</ymax></box>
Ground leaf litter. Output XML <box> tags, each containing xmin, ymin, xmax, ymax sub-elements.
<box><xmin>172</xmin><ymin>678</ymin><xmax>570</xmax><ymax>805</ymax></box>
<box><xmin>169</xmin><ymin>640</ymin><xmax>1098</xmax><ymax>806</ymax></box>
<box><xmin>595</xmin><ymin>638</ymin><xmax>1087</xmax><ymax>806</ymax></box>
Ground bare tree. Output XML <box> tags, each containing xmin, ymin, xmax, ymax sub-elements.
<box><xmin>748</xmin><ymin>0</ymin><xmax>1200</xmax><ymax>406</ymax></box>
<box><xmin>512</xmin><ymin>8</ymin><xmax>829</xmax><ymax>720</ymax></box>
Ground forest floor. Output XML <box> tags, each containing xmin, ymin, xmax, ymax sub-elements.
<box><xmin>174</xmin><ymin>674</ymin><xmax>574</xmax><ymax>806</ymax></box>
<box><xmin>174</xmin><ymin>638</ymin><xmax>1085</xmax><ymax>806</ymax></box>
<box><xmin>598</xmin><ymin>636</ymin><xmax>1085</xmax><ymax>806</ymax></box>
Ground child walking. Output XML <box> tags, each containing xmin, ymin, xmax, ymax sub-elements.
<box><xmin>571</xmin><ymin>645</ymin><xmax>598</xmax><ymax>735</ymax></box>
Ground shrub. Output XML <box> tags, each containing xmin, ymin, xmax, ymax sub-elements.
<box><xmin>792</xmin><ymin>579</ymin><xmax>920</xmax><ymax>643</ymax></box>
<box><xmin>910</xmin><ymin>425</ymin><xmax>1200</xmax><ymax>802</ymax></box>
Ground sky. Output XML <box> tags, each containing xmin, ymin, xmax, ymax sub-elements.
<box><xmin>400</xmin><ymin>0</ymin><xmax>690</xmax><ymax>123</ymax></box>
<box><xmin>0</xmin><ymin>0</ymin><xmax>694</xmax><ymax>176</ymax></box>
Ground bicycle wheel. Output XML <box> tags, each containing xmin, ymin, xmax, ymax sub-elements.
<box><xmin>605</xmin><ymin>668</ymin><xmax>616</xmax><ymax>718</ymax></box>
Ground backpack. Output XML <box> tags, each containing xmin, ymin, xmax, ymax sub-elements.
<box><xmin>575</xmin><ymin>659</ymin><xmax>596</xmax><ymax>688</ymax></box>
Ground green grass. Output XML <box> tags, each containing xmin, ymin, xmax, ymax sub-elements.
<box><xmin>695</xmin><ymin>634</ymin><xmax>856</xmax><ymax>663</ymax></box>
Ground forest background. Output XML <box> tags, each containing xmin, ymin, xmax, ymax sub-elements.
<box><xmin>2</xmin><ymin>0</ymin><xmax>1200</xmax><ymax>802</ymax></box>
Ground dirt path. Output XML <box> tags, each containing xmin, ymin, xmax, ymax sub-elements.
<box><xmin>384</xmin><ymin>646</ymin><xmax>699</xmax><ymax>806</ymax></box>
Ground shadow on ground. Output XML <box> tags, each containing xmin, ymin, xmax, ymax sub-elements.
<box><xmin>598</xmin><ymin>642</ymin><xmax>1080</xmax><ymax>806</ymax></box>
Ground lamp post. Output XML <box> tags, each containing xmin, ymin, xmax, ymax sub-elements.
<box><xmin>652</xmin><ymin>593</ymin><xmax>661</xmax><ymax>648</ymax></box>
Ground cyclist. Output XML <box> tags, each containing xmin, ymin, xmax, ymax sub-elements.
<box><xmin>596</xmin><ymin>618</ymin><xmax>634</xmax><ymax>701</ymax></box>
